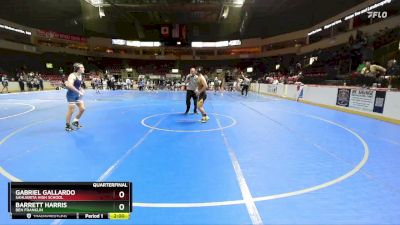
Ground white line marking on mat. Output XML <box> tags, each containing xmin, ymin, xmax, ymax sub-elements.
<box><xmin>215</xmin><ymin>114</ymin><xmax>263</xmax><ymax>225</ymax></box>
<box><xmin>0</xmin><ymin>103</ymin><xmax>35</xmax><ymax>120</ymax></box>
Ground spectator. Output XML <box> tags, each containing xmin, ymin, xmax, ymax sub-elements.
<box><xmin>61</xmin><ymin>74</ymin><xmax>66</xmax><ymax>89</ymax></box>
<box><xmin>361</xmin><ymin>61</ymin><xmax>386</xmax><ymax>77</ymax></box>
<box><xmin>39</xmin><ymin>75</ymin><xmax>44</xmax><ymax>91</ymax></box>
<box><xmin>18</xmin><ymin>73</ymin><xmax>25</xmax><ymax>92</ymax></box>
<box><xmin>387</xmin><ymin>59</ymin><xmax>399</xmax><ymax>76</ymax></box>
<box><xmin>91</xmin><ymin>77</ymin><xmax>96</xmax><ymax>89</ymax></box>
<box><xmin>357</xmin><ymin>61</ymin><xmax>366</xmax><ymax>73</ymax></box>
<box><xmin>387</xmin><ymin>59</ymin><xmax>399</xmax><ymax>88</ymax></box>
<box><xmin>33</xmin><ymin>76</ymin><xmax>39</xmax><ymax>90</ymax></box>
<box><xmin>138</xmin><ymin>79</ymin><xmax>145</xmax><ymax>91</ymax></box>
<box><xmin>1</xmin><ymin>74</ymin><xmax>9</xmax><ymax>93</ymax></box>
<box><xmin>241</xmin><ymin>72</ymin><xmax>250</xmax><ymax>96</ymax></box>
<box><xmin>27</xmin><ymin>75</ymin><xmax>33</xmax><ymax>91</ymax></box>
<box><xmin>126</xmin><ymin>78</ymin><xmax>132</xmax><ymax>90</ymax></box>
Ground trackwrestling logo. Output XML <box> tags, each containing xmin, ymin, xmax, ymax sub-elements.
<box><xmin>367</xmin><ymin>11</ymin><xmax>388</xmax><ymax>18</ymax></box>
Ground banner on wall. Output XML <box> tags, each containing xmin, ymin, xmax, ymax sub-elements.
<box><xmin>373</xmin><ymin>91</ymin><xmax>386</xmax><ymax>113</ymax></box>
<box><xmin>336</xmin><ymin>88</ymin><xmax>351</xmax><ymax>107</ymax></box>
<box><xmin>166</xmin><ymin>74</ymin><xmax>181</xmax><ymax>79</ymax></box>
<box><xmin>349</xmin><ymin>89</ymin><xmax>375</xmax><ymax>112</ymax></box>
<box><xmin>37</xmin><ymin>30</ymin><xmax>87</xmax><ymax>43</ymax></box>
<box><xmin>336</xmin><ymin>88</ymin><xmax>386</xmax><ymax>113</ymax></box>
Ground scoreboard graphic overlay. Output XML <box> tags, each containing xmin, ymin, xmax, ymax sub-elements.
<box><xmin>8</xmin><ymin>182</ymin><xmax>132</xmax><ymax>220</ymax></box>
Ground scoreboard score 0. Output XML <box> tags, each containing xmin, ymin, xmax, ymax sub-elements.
<box><xmin>8</xmin><ymin>182</ymin><xmax>132</xmax><ymax>220</ymax></box>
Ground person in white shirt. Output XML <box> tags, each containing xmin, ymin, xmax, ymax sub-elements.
<box><xmin>210</xmin><ymin>81</ymin><xmax>215</xmax><ymax>92</ymax></box>
<box><xmin>1</xmin><ymin>75</ymin><xmax>9</xmax><ymax>93</ymax></box>
<box><xmin>126</xmin><ymin>78</ymin><xmax>132</xmax><ymax>90</ymax></box>
<box><xmin>214</xmin><ymin>77</ymin><xmax>222</xmax><ymax>95</ymax></box>
<box><xmin>95</xmin><ymin>77</ymin><xmax>101</xmax><ymax>93</ymax></box>
<box><xmin>241</xmin><ymin>72</ymin><xmax>250</xmax><ymax>96</ymax></box>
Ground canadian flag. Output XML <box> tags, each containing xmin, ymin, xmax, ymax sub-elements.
<box><xmin>161</xmin><ymin>26</ymin><xmax>169</xmax><ymax>38</ymax></box>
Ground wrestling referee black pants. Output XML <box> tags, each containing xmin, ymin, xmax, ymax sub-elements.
<box><xmin>185</xmin><ymin>90</ymin><xmax>198</xmax><ymax>114</ymax></box>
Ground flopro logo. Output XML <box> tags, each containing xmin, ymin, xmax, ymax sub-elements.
<box><xmin>367</xmin><ymin>11</ymin><xmax>388</xmax><ymax>18</ymax></box>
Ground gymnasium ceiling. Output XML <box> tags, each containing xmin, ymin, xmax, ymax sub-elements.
<box><xmin>0</xmin><ymin>0</ymin><xmax>372</xmax><ymax>40</ymax></box>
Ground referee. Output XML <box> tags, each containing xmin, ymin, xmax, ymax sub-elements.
<box><xmin>184</xmin><ymin>68</ymin><xmax>198</xmax><ymax>114</ymax></box>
